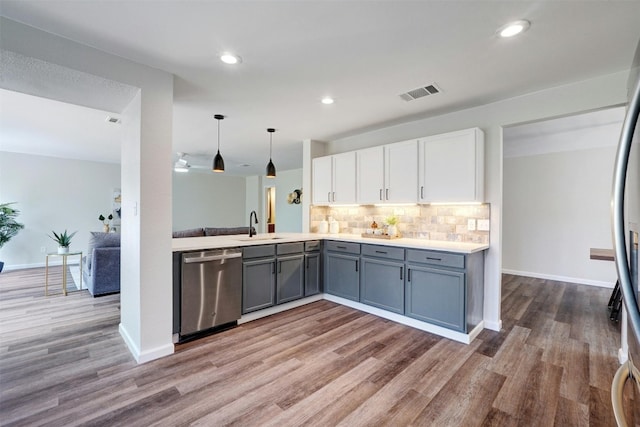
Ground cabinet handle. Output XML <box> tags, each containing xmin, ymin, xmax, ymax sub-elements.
<box><xmin>421</xmin><ymin>186</ymin><xmax>424</xmax><ymax>199</ymax></box>
<box><xmin>426</xmin><ymin>257</ymin><xmax>442</xmax><ymax>261</ymax></box>
<box><xmin>379</xmin><ymin>189</ymin><xmax>383</xmax><ymax>200</ymax></box>
<box><xmin>400</xmin><ymin>267</ymin><xmax>403</xmax><ymax>280</ymax></box>
<box><xmin>332</xmin><ymin>192</ymin><xmax>336</xmax><ymax>202</ymax></box>
<box><xmin>355</xmin><ymin>260</ymin><xmax>359</xmax><ymax>272</ymax></box>
<box><xmin>408</xmin><ymin>268</ymin><xmax>412</xmax><ymax>282</ymax></box>
<box><xmin>337</xmin><ymin>245</ymin><xmax>347</xmax><ymax>249</ymax></box>
<box><xmin>328</xmin><ymin>192</ymin><xmax>331</xmax><ymax>202</ymax></box>
<box><xmin>386</xmin><ymin>189</ymin><xmax>389</xmax><ymax>200</ymax></box>
<box><xmin>272</xmin><ymin>261</ymin><xmax>276</xmax><ymax>274</ymax></box>
<box><xmin>306</xmin><ymin>257</ymin><xmax>309</xmax><ymax>269</ymax></box>
<box><xmin>375</xmin><ymin>250</ymin><xmax>387</xmax><ymax>254</ymax></box>
<box><xmin>278</xmin><ymin>261</ymin><xmax>282</xmax><ymax>274</ymax></box>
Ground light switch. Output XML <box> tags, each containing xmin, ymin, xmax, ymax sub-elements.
<box><xmin>467</xmin><ymin>219</ymin><xmax>476</xmax><ymax>231</ymax></box>
<box><xmin>477</xmin><ymin>219</ymin><xmax>490</xmax><ymax>231</ymax></box>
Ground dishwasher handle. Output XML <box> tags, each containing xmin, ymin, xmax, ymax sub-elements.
<box><xmin>183</xmin><ymin>252</ymin><xmax>242</xmax><ymax>263</ymax></box>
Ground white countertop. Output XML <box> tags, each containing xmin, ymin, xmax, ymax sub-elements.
<box><xmin>172</xmin><ymin>232</ymin><xmax>489</xmax><ymax>254</ymax></box>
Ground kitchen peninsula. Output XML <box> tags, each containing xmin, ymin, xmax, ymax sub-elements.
<box><xmin>173</xmin><ymin>233</ymin><xmax>488</xmax><ymax>345</ymax></box>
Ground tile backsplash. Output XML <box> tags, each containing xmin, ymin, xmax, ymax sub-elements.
<box><xmin>310</xmin><ymin>204</ymin><xmax>490</xmax><ymax>244</ymax></box>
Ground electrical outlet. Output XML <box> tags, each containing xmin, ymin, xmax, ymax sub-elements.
<box><xmin>467</xmin><ymin>219</ymin><xmax>476</xmax><ymax>231</ymax></box>
<box><xmin>40</xmin><ymin>246</ymin><xmax>46</xmax><ymax>253</ymax></box>
<box><xmin>477</xmin><ymin>219</ymin><xmax>490</xmax><ymax>231</ymax></box>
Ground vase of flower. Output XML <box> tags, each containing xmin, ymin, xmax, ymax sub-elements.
<box><xmin>99</xmin><ymin>214</ymin><xmax>113</xmax><ymax>233</ymax></box>
<box><xmin>57</xmin><ymin>246</ymin><xmax>69</xmax><ymax>254</ymax></box>
<box><xmin>385</xmin><ymin>215</ymin><xmax>399</xmax><ymax>237</ymax></box>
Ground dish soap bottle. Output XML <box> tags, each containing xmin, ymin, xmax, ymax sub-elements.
<box><xmin>318</xmin><ymin>217</ymin><xmax>329</xmax><ymax>234</ymax></box>
<box><xmin>329</xmin><ymin>217</ymin><xmax>339</xmax><ymax>234</ymax></box>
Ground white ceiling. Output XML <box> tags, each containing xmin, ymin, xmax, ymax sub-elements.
<box><xmin>1</xmin><ymin>1</ymin><xmax>640</xmax><ymax>175</ymax></box>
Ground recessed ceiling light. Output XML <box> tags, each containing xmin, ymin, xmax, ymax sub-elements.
<box><xmin>220</xmin><ymin>53</ymin><xmax>242</xmax><ymax>64</ymax></box>
<box><xmin>321</xmin><ymin>97</ymin><xmax>334</xmax><ymax>105</ymax></box>
<box><xmin>497</xmin><ymin>20</ymin><xmax>530</xmax><ymax>38</ymax></box>
<box><xmin>105</xmin><ymin>116</ymin><xmax>120</xmax><ymax>124</ymax></box>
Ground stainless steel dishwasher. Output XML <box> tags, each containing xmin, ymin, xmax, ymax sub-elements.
<box><xmin>180</xmin><ymin>248</ymin><xmax>242</xmax><ymax>337</ymax></box>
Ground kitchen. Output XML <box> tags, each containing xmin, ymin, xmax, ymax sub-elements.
<box><xmin>1</xmin><ymin>1</ymin><xmax>639</xmax><ymax>424</ymax></box>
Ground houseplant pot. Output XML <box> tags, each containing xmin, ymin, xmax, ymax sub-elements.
<box><xmin>48</xmin><ymin>230</ymin><xmax>77</xmax><ymax>254</ymax></box>
<box><xmin>0</xmin><ymin>202</ymin><xmax>25</xmax><ymax>272</ymax></box>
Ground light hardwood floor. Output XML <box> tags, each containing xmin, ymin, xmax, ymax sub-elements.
<box><xmin>0</xmin><ymin>268</ymin><xmax>633</xmax><ymax>426</ymax></box>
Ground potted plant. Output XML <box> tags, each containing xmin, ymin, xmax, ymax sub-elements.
<box><xmin>385</xmin><ymin>215</ymin><xmax>399</xmax><ymax>237</ymax></box>
<box><xmin>0</xmin><ymin>202</ymin><xmax>25</xmax><ymax>272</ymax></box>
<box><xmin>48</xmin><ymin>230</ymin><xmax>77</xmax><ymax>254</ymax></box>
<box><xmin>99</xmin><ymin>214</ymin><xmax>113</xmax><ymax>233</ymax></box>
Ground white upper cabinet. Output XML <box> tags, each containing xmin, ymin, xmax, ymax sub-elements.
<box><xmin>312</xmin><ymin>155</ymin><xmax>333</xmax><ymax>205</ymax></box>
<box><xmin>357</xmin><ymin>140</ymin><xmax>418</xmax><ymax>204</ymax></box>
<box><xmin>357</xmin><ymin>146</ymin><xmax>384</xmax><ymax>204</ymax></box>
<box><xmin>385</xmin><ymin>140</ymin><xmax>418</xmax><ymax>203</ymax></box>
<box><xmin>312</xmin><ymin>152</ymin><xmax>356</xmax><ymax>205</ymax></box>
<box><xmin>419</xmin><ymin>127</ymin><xmax>485</xmax><ymax>203</ymax></box>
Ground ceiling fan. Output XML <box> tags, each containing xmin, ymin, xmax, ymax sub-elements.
<box><xmin>173</xmin><ymin>152</ymin><xmax>210</xmax><ymax>173</ymax></box>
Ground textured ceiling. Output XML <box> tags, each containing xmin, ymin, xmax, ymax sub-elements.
<box><xmin>1</xmin><ymin>1</ymin><xmax>640</xmax><ymax>175</ymax></box>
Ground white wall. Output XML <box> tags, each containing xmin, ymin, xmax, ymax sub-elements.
<box><xmin>502</xmin><ymin>111</ymin><xmax>623</xmax><ymax>287</ymax></box>
<box><xmin>0</xmin><ymin>151</ymin><xmax>120</xmax><ymax>268</ymax></box>
<box><xmin>173</xmin><ymin>172</ymin><xmax>246</xmax><ymax>231</ymax></box>
<box><xmin>273</xmin><ymin>169</ymin><xmax>303</xmax><ymax>233</ymax></box>
<box><xmin>323</xmin><ymin>70</ymin><xmax>629</xmax><ymax>331</ymax></box>
<box><xmin>2</xmin><ymin>18</ymin><xmax>175</xmax><ymax>363</ymax></box>
<box><xmin>503</xmin><ymin>147</ymin><xmax>618</xmax><ymax>286</ymax></box>
<box><xmin>245</xmin><ymin>169</ymin><xmax>304</xmax><ymax>234</ymax></box>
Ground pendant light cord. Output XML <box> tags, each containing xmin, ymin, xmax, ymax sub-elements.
<box><xmin>217</xmin><ymin>118</ymin><xmax>221</xmax><ymax>152</ymax></box>
<box><xmin>269</xmin><ymin>132</ymin><xmax>273</xmax><ymax>159</ymax></box>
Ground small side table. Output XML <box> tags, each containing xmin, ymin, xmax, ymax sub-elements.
<box><xmin>45</xmin><ymin>251</ymin><xmax>83</xmax><ymax>296</ymax></box>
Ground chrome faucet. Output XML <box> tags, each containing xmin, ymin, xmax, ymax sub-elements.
<box><xmin>249</xmin><ymin>210</ymin><xmax>258</xmax><ymax>237</ymax></box>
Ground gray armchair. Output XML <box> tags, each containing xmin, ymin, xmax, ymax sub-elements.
<box><xmin>82</xmin><ymin>232</ymin><xmax>120</xmax><ymax>296</ymax></box>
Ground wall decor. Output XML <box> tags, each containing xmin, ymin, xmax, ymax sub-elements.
<box><xmin>287</xmin><ymin>189</ymin><xmax>302</xmax><ymax>204</ymax></box>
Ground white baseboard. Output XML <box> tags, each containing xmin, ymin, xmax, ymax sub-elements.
<box><xmin>119</xmin><ymin>323</ymin><xmax>174</xmax><ymax>364</ymax></box>
<box><xmin>323</xmin><ymin>294</ymin><xmax>482</xmax><ymax>345</ymax></box>
<box><xmin>3</xmin><ymin>260</ymin><xmax>81</xmax><ymax>271</ymax></box>
<box><xmin>484</xmin><ymin>319</ymin><xmax>502</xmax><ymax>332</ymax></box>
<box><xmin>502</xmin><ymin>269</ymin><xmax>615</xmax><ymax>289</ymax></box>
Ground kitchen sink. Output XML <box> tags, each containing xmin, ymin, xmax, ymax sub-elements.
<box><xmin>234</xmin><ymin>236</ymin><xmax>285</xmax><ymax>241</ymax></box>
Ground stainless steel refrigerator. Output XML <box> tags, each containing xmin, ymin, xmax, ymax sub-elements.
<box><xmin>611</xmin><ymin>38</ymin><xmax>640</xmax><ymax>426</ymax></box>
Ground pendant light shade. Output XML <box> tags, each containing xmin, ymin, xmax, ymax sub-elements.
<box><xmin>213</xmin><ymin>114</ymin><xmax>225</xmax><ymax>172</ymax></box>
<box><xmin>266</xmin><ymin>128</ymin><xmax>276</xmax><ymax>178</ymax></box>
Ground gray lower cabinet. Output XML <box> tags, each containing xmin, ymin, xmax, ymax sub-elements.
<box><xmin>304</xmin><ymin>252</ymin><xmax>321</xmax><ymax>296</ymax></box>
<box><xmin>242</xmin><ymin>245</ymin><xmax>276</xmax><ymax>314</ymax></box>
<box><xmin>277</xmin><ymin>254</ymin><xmax>304</xmax><ymax>304</ymax></box>
<box><xmin>360</xmin><ymin>244</ymin><xmax>405</xmax><ymax>314</ymax></box>
<box><xmin>405</xmin><ymin>265</ymin><xmax>465</xmax><ymax>331</ymax></box>
<box><xmin>405</xmin><ymin>249</ymin><xmax>484</xmax><ymax>333</ymax></box>
<box><xmin>324</xmin><ymin>241</ymin><xmax>360</xmax><ymax>301</ymax></box>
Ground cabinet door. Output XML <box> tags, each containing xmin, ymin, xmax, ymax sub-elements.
<box><xmin>385</xmin><ymin>140</ymin><xmax>418</xmax><ymax>203</ymax></box>
<box><xmin>325</xmin><ymin>253</ymin><xmax>359</xmax><ymax>301</ymax></box>
<box><xmin>405</xmin><ymin>265</ymin><xmax>465</xmax><ymax>332</ymax></box>
<box><xmin>357</xmin><ymin>146</ymin><xmax>384</xmax><ymax>204</ymax></box>
<box><xmin>277</xmin><ymin>254</ymin><xmax>304</xmax><ymax>304</ymax></box>
<box><xmin>419</xmin><ymin>128</ymin><xmax>484</xmax><ymax>203</ymax></box>
<box><xmin>242</xmin><ymin>258</ymin><xmax>276</xmax><ymax>314</ymax></box>
<box><xmin>360</xmin><ymin>257</ymin><xmax>404</xmax><ymax>314</ymax></box>
<box><xmin>312</xmin><ymin>156</ymin><xmax>333</xmax><ymax>205</ymax></box>
<box><xmin>304</xmin><ymin>252</ymin><xmax>321</xmax><ymax>296</ymax></box>
<box><xmin>333</xmin><ymin>151</ymin><xmax>357</xmax><ymax>204</ymax></box>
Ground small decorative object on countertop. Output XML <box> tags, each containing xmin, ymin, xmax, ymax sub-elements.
<box><xmin>385</xmin><ymin>215</ymin><xmax>399</xmax><ymax>237</ymax></box>
<box><xmin>329</xmin><ymin>217</ymin><xmax>339</xmax><ymax>234</ymax></box>
<box><xmin>318</xmin><ymin>217</ymin><xmax>329</xmax><ymax>234</ymax></box>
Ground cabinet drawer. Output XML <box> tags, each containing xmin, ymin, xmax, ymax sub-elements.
<box><xmin>361</xmin><ymin>244</ymin><xmax>404</xmax><ymax>261</ymax></box>
<box><xmin>304</xmin><ymin>240</ymin><xmax>321</xmax><ymax>252</ymax></box>
<box><xmin>325</xmin><ymin>240</ymin><xmax>360</xmax><ymax>255</ymax></box>
<box><xmin>277</xmin><ymin>242</ymin><xmax>304</xmax><ymax>255</ymax></box>
<box><xmin>406</xmin><ymin>249</ymin><xmax>465</xmax><ymax>269</ymax></box>
<box><xmin>243</xmin><ymin>244</ymin><xmax>276</xmax><ymax>259</ymax></box>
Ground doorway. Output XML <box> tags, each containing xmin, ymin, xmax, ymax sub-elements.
<box><xmin>265</xmin><ymin>186</ymin><xmax>276</xmax><ymax>233</ymax></box>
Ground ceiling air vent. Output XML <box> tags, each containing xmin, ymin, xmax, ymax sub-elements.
<box><xmin>399</xmin><ymin>84</ymin><xmax>441</xmax><ymax>102</ymax></box>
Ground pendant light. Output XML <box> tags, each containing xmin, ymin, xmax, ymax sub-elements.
<box><xmin>266</xmin><ymin>128</ymin><xmax>276</xmax><ymax>178</ymax></box>
<box><xmin>212</xmin><ymin>114</ymin><xmax>225</xmax><ymax>172</ymax></box>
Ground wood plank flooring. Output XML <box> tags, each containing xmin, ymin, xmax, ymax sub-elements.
<box><xmin>0</xmin><ymin>269</ymin><xmax>632</xmax><ymax>426</ymax></box>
